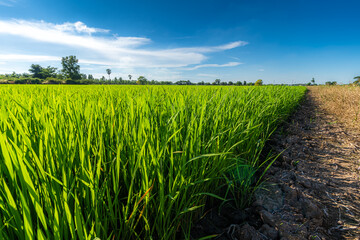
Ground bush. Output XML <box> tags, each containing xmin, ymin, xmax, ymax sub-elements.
<box><xmin>45</xmin><ymin>77</ymin><xmax>63</xmax><ymax>84</ymax></box>
<box><xmin>65</xmin><ymin>79</ymin><xmax>81</xmax><ymax>84</ymax></box>
<box><xmin>14</xmin><ymin>78</ymin><xmax>27</xmax><ymax>84</ymax></box>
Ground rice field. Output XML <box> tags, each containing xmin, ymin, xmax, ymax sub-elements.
<box><xmin>0</xmin><ymin>85</ymin><xmax>306</xmax><ymax>239</ymax></box>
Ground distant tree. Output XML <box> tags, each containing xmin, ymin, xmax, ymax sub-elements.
<box><xmin>176</xmin><ymin>80</ymin><xmax>192</xmax><ymax>85</ymax></box>
<box><xmin>61</xmin><ymin>56</ymin><xmax>81</xmax><ymax>80</ymax></box>
<box><xmin>128</xmin><ymin>74</ymin><xmax>132</xmax><ymax>80</ymax></box>
<box><xmin>41</xmin><ymin>66</ymin><xmax>57</xmax><ymax>79</ymax></box>
<box><xmin>10</xmin><ymin>71</ymin><xmax>19</xmax><ymax>78</ymax></box>
<box><xmin>22</xmin><ymin>73</ymin><xmax>31</xmax><ymax>78</ymax></box>
<box><xmin>228</xmin><ymin>81</ymin><xmax>233</xmax><ymax>85</ymax></box>
<box><xmin>29</xmin><ymin>64</ymin><xmax>57</xmax><ymax>79</ymax></box>
<box><xmin>354</xmin><ymin>76</ymin><xmax>360</xmax><ymax>85</ymax></box>
<box><xmin>137</xmin><ymin>76</ymin><xmax>148</xmax><ymax>85</ymax></box>
<box><xmin>325</xmin><ymin>81</ymin><xmax>337</xmax><ymax>86</ymax></box>
<box><xmin>88</xmin><ymin>74</ymin><xmax>94</xmax><ymax>80</ymax></box>
<box><xmin>311</xmin><ymin>78</ymin><xmax>315</xmax><ymax>85</ymax></box>
<box><xmin>235</xmin><ymin>81</ymin><xmax>243</xmax><ymax>86</ymax></box>
<box><xmin>29</xmin><ymin>64</ymin><xmax>43</xmax><ymax>78</ymax></box>
<box><xmin>81</xmin><ymin>74</ymin><xmax>87</xmax><ymax>79</ymax></box>
<box><xmin>255</xmin><ymin>79</ymin><xmax>263</xmax><ymax>86</ymax></box>
<box><xmin>213</xmin><ymin>79</ymin><xmax>221</xmax><ymax>85</ymax></box>
<box><xmin>243</xmin><ymin>81</ymin><xmax>247</xmax><ymax>85</ymax></box>
<box><xmin>197</xmin><ymin>81</ymin><xmax>205</xmax><ymax>85</ymax></box>
<box><xmin>106</xmin><ymin>69</ymin><xmax>111</xmax><ymax>80</ymax></box>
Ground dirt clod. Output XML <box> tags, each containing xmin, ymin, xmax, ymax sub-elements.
<box><xmin>259</xmin><ymin>224</ymin><xmax>278</xmax><ymax>240</ymax></box>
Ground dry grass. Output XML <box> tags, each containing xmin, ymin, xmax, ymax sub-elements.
<box><xmin>309</xmin><ymin>86</ymin><xmax>360</xmax><ymax>132</ymax></box>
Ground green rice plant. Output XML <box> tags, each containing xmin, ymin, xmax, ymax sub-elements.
<box><xmin>0</xmin><ymin>85</ymin><xmax>306</xmax><ymax>239</ymax></box>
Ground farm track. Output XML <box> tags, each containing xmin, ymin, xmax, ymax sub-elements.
<box><xmin>264</xmin><ymin>88</ymin><xmax>360</xmax><ymax>239</ymax></box>
<box><xmin>191</xmin><ymin>88</ymin><xmax>360</xmax><ymax>239</ymax></box>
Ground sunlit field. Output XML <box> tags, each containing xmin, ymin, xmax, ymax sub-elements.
<box><xmin>0</xmin><ymin>85</ymin><xmax>306</xmax><ymax>239</ymax></box>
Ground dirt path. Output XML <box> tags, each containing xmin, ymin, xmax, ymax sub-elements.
<box><xmin>262</xmin><ymin>88</ymin><xmax>360</xmax><ymax>239</ymax></box>
<box><xmin>191</xmin><ymin>87</ymin><xmax>360</xmax><ymax>239</ymax></box>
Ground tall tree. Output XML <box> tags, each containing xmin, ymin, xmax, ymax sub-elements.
<box><xmin>106</xmin><ymin>69</ymin><xmax>112</xmax><ymax>80</ymax></box>
<box><xmin>128</xmin><ymin>74</ymin><xmax>132</xmax><ymax>80</ymax></box>
<box><xmin>61</xmin><ymin>56</ymin><xmax>81</xmax><ymax>80</ymax></box>
<box><xmin>213</xmin><ymin>79</ymin><xmax>221</xmax><ymax>85</ymax></box>
<box><xmin>29</xmin><ymin>64</ymin><xmax>43</xmax><ymax>78</ymax></box>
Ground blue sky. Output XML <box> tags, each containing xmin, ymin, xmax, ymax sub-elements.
<box><xmin>0</xmin><ymin>0</ymin><xmax>360</xmax><ymax>84</ymax></box>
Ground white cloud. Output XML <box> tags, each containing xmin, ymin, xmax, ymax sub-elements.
<box><xmin>0</xmin><ymin>54</ymin><xmax>60</xmax><ymax>62</ymax></box>
<box><xmin>54</xmin><ymin>21</ymin><xmax>109</xmax><ymax>34</ymax></box>
<box><xmin>177</xmin><ymin>41</ymin><xmax>248</xmax><ymax>53</ymax></box>
<box><xmin>0</xmin><ymin>0</ymin><xmax>16</xmax><ymax>7</ymax></box>
<box><xmin>197</xmin><ymin>73</ymin><xmax>218</xmax><ymax>78</ymax></box>
<box><xmin>258</xmin><ymin>69</ymin><xmax>265</xmax><ymax>72</ymax></box>
<box><xmin>184</xmin><ymin>62</ymin><xmax>242</xmax><ymax>70</ymax></box>
<box><xmin>0</xmin><ymin>19</ymin><xmax>247</xmax><ymax>69</ymax></box>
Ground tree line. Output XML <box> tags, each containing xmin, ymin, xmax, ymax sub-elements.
<box><xmin>0</xmin><ymin>55</ymin><xmax>266</xmax><ymax>85</ymax></box>
<box><xmin>1</xmin><ymin>55</ymin><xmax>360</xmax><ymax>85</ymax></box>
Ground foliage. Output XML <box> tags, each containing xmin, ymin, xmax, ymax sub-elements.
<box><xmin>308</xmin><ymin>77</ymin><xmax>317</xmax><ymax>86</ymax></box>
<box><xmin>175</xmin><ymin>80</ymin><xmax>192</xmax><ymax>85</ymax></box>
<box><xmin>353</xmin><ymin>76</ymin><xmax>360</xmax><ymax>85</ymax></box>
<box><xmin>61</xmin><ymin>55</ymin><xmax>81</xmax><ymax>80</ymax></box>
<box><xmin>136</xmin><ymin>76</ymin><xmax>148</xmax><ymax>85</ymax></box>
<box><xmin>106</xmin><ymin>69</ymin><xmax>111</xmax><ymax>80</ymax></box>
<box><xmin>14</xmin><ymin>77</ymin><xmax>42</xmax><ymax>84</ymax></box>
<box><xmin>325</xmin><ymin>81</ymin><xmax>337</xmax><ymax>86</ymax></box>
<box><xmin>29</xmin><ymin>64</ymin><xmax>57</xmax><ymax>79</ymax></box>
<box><xmin>255</xmin><ymin>79</ymin><xmax>263</xmax><ymax>86</ymax></box>
<box><xmin>45</xmin><ymin>77</ymin><xmax>62</xmax><ymax>84</ymax></box>
<box><xmin>0</xmin><ymin>85</ymin><xmax>306</xmax><ymax>239</ymax></box>
<box><xmin>65</xmin><ymin>79</ymin><xmax>81</xmax><ymax>84</ymax></box>
<box><xmin>213</xmin><ymin>79</ymin><xmax>221</xmax><ymax>85</ymax></box>
<box><xmin>28</xmin><ymin>64</ymin><xmax>43</xmax><ymax>78</ymax></box>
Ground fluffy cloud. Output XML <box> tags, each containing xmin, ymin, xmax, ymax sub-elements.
<box><xmin>184</xmin><ymin>62</ymin><xmax>242</xmax><ymax>70</ymax></box>
<box><xmin>0</xmin><ymin>19</ymin><xmax>247</xmax><ymax>69</ymax></box>
<box><xmin>54</xmin><ymin>21</ymin><xmax>109</xmax><ymax>34</ymax></box>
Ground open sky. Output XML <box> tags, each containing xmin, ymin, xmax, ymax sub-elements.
<box><xmin>0</xmin><ymin>0</ymin><xmax>360</xmax><ymax>84</ymax></box>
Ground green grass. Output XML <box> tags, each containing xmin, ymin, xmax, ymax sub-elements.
<box><xmin>0</xmin><ymin>85</ymin><xmax>306</xmax><ymax>239</ymax></box>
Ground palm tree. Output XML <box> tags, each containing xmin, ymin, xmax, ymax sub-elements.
<box><xmin>128</xmin><ymin>74</ymin><xmax>132</xmax><ymax>80</ymax></box>
<box><xmin>354</xmin><ymin>76</ymin><xmax>360</xmax><ymax>84</ymax></box>
<box><xmin>106</xmin><ymin>69</ymin><xmax>111</xmax><ymax>80</ymax></box>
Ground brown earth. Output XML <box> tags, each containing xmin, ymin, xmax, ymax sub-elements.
<box><xmin>190</xmin><ymin>86</ymin><xmax>360</xmax><ymax>239</ymax></box>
